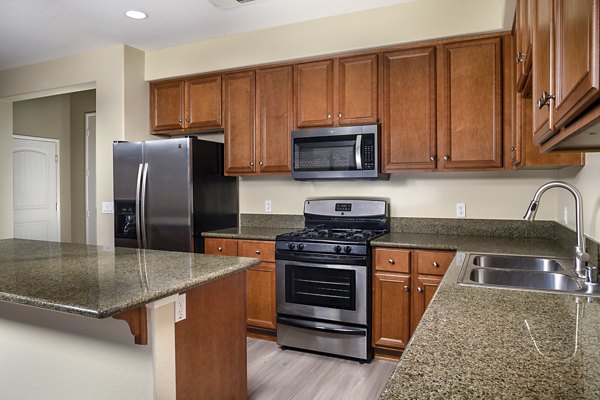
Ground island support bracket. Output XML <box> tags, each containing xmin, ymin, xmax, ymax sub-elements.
<box><xmin>113</xmin><ymin>307</ymin><xmax>148</xmax><ymax>345</ymax></box>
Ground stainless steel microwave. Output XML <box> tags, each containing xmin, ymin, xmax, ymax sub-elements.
<box><xmin>291</xmin><ymin>125</ymin><xmax>388</xmax><ymax>180</ymax></box>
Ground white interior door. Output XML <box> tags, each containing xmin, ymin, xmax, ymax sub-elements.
<box><xmin>85</xmin><ymin>113</ymin><xmax>97</xmax><ymax>245</ymax></box>
<box><xmin>13</xmin><ymin>136</ymin><xmax>60</xmax><ymax>241</ymax></box>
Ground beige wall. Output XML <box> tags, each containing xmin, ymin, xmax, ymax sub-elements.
<box><xmin>146</xmin><ymin>0</ymin><xmax>514</xmax><ymax>80</ymax></box>
<box><xmin>0</xmin><ymin>45</ymin><xmax>145</xmax><ymax>246</ymax></box>
<box><xmin>69</xmin><ymin>90</ymin><xmax>96</xmax><ymax>244</ymax></box>
<box><xmin>13</xmin><ymin>94</ymin><xmax>72</xmax><ymax>241</ymax></box>
<box><xmin>558</xmin><ymin>154</ymin><xmax>600</xmax><ymax>241</ymax></box>
<box><xmin>0</xmin><ymin>101</ymin><xmax>13</xmax><ymax>239</ymax></box>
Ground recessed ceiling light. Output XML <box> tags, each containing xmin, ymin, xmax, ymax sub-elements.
<box><xmin>125</xmin><ymin>10</ymin><xmax>148</xmax><ymax>20</ymax></box>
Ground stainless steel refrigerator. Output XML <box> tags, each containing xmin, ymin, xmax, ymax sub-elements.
<box><xmin>113</xmin><ymin>137</ymin><xmax>238</xmax><ymax>253</ymax></box>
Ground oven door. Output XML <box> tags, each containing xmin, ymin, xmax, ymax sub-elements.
<box><xmin>276</xmin><ymin>258</ymin><xmax>367</xmax><ymax>326</ymax></box>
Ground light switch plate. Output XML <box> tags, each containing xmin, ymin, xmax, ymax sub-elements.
<box><xmin>101</xmin><ymin>202</ymin><xmax>114</xmax><ymax>214</ymax></box>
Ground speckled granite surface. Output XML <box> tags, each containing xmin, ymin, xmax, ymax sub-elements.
<box><xmin>202</xmin><ymin>226</ymin><xmax>296</xmax><ymax>241</ymax></box>
<box><xmin>0</xmin><ymin>239</ymin><xmax>260</xmax><ymax>318</ymax></box>
<box><xmin>377</xmin><ymin>235</ymin><xmax>600</xmax><ymax>399</ymax></box>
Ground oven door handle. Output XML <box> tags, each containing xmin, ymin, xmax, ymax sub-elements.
<box><xmin>277</xmin><ymin>316</ymin><xmax>366</xmax><ymax>336</ymax></box>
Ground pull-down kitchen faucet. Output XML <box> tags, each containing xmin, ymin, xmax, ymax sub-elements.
<box><xmin>523</xmin><ymin>181</ymin><xmax>595</xmax><ymax>282</ymax></box>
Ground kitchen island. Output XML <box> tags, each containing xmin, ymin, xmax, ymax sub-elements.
<box><xmin>0</xmin><ymin>238</ymin><xmax>260</xmax><ymax>400</ymax></box>
<box><xmin>373</xmin><ymin>233</ymin><xmax>600</xmax><ymax>399</ymax></box>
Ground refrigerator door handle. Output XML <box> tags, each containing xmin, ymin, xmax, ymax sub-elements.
<box><xmin>140</xmin><ymin>163</ymin><xmax>149</xmax><ymax>249</ymax></box>
<box><xmin>135</xmin><ymin>163</ymin><xmax>143</xmax><ymax>249</ymax></box>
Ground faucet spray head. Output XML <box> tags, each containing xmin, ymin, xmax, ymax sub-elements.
<box><xmin>524</xmin><ymin>200</ymin><xmax>539</xmax><ymax>221</ymax></box>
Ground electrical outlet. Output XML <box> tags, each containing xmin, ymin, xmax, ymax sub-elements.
<box><xmin>265</xmin><ymin>200</ymin><xmax>272</xmax><ymax>213</ymax></box>
<box><xmin>175</xmin><ymin>294</ymin><xmax>186</xmax><ymax>322</ymax></box>
<box><xmin>101</xmin><ymin>201</ymin><xmax>114</xmax><ymax>214</ymax></box>
<box><xmin>456</xmin><ymin>203</ymin><xmax>466</xmax><ymax>218</ymax></box>
<box><xmin>564</xmin><ymin>206</ymin><xmax>568</xmax><ymax>225</ymax></box>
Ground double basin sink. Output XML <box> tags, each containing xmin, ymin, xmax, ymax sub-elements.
<box><xmin>458</xmin><ymin>254</ymin><xmax>599</xmax><ymax>295</ymax></box>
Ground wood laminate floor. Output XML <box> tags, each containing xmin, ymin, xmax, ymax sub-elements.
<box><xmin>247</xmin><ymin>338</ymin><xmax>397</xmax><ymax>400</ymax></box>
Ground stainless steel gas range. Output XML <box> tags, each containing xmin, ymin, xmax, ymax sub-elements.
<box><xmin>275</xmin><ymin>199</ymin><xmax>389</xmax><ymax>362</ymax></box>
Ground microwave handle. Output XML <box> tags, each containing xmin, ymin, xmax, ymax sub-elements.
<box><xmin>355</xmin><ymin>134</ymin><xmax>362</xmax><ymax>170</ymax></box>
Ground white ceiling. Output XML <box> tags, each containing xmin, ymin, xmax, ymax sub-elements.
<box><xmin>0</xmin><ymin>0</ymin><xmax>415</xmax><ymax>71</ymax></box>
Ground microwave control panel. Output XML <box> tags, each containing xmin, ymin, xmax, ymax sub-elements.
<box><xmin>362</xmin><ymin>134</ymin><xmax>375</xmax><ymax>170</ymax></box>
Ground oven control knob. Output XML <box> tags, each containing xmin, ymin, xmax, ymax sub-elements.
<box><xmin>288</xmin><ymin>242</ymin><xmax>295</xmax><ymax>250</ymax></box>
<box><xmin>334</xmin><ymin>245</ymin><xmax>342</xmax><ymax>253</ymax></box>
<box><xmin>344</xmin><ymin>246</ymin><xmax>352</xmax><ymax>254</ymax></box>
<box><xmin>298</xmin><ymin>243</ymin><xmax>304</xmax><ymax>250</ymax></box>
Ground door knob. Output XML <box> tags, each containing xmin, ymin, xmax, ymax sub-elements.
<box><xmin>255</xmin><ymin>250</ymin><xmax>261</xmax><ymax>255</ymax></box>
<box><xmin>430</xmin><ymin>156</ymin><xmax>436</xmax><ymax>161</ymax></box>
<box><xmin>388</xmin><ymin>259</ymin><xmax>395</xmax><ymax>265</ymax></box>
<box><xmin>217</xmin><ymin>247</ymin><xmax>223</xmax><ymax>252</ymax></box>
<box><xmin>443</xmin><ymin>155</ymin><xmax>450</xmax><ymax>161</ymax></box>
<box><xmin>432</xmin><ymin>262</ymin><xmax>439</xmax><ymax>269</ymax></box>
<box><xmin>403</xmin><ymin>285</ymin><xmax>409</xmax><ymax>291</ymax></box>
<box><xmin>417</xmin><ymin>287</ymin><xmax>423</xmax><ymax>292</ymax></box>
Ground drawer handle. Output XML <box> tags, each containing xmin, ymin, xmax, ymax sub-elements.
<box><xmin>255</xmin><ymin>250</ymin><xmax>261</xmax><ymax>255</ymax></box>
<box><xmin>388</xmin><ymin>259</ymin><xmax>395</xmax><ymax>265</ymax></box>
<box><xmin>433</xmin><ymin>262</ymin><xmax>439</xmax><ymax>269</ymax></box>
<box><xmin>417</xmin><ymin>287</ymin><xmax>423</xmax><ymax>293</ymax></box>
<box><xmin>217</xmin><ymin>247</ymin><xmax>223</xmax><ymax>252</ymax></box>
<box><xmin>403</xmin><ymin>285</ymin><xmax>409</xmax><ymax>291</ymax></box>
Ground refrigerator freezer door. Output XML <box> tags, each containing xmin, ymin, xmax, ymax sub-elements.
<box><xmin>143</xmin><ymin>138</ymin><xmax>194</xmax><ymax>252</ymax></box>
<box><xmin>113</xmin><ymin>142</ymin><xmax>143</xmax><ymax>248</ymax></box>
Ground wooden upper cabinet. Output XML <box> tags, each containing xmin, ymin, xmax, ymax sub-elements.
<box><xmin>256</xmin><ymin>65</ymin><xmax>294</xmax><ymax>174</ymax></box>
<box><xmin>531</xmin><ymin>0</ymin><xmax>554</xmax><ymax>143</ymax></box>
<box><xmin>552</xmin><ymin>0</ymin><xmax>600</xmax><ymax>128</ymax></box>
<box><xmin>295</xmin><ymin>60</ymin><xmax>335</xmax><ymax>127</ymax></box>
<box><xmin>438</xmin><ymin>37</ymin><xmax>503</xmax><ymax>170</ymax></box>
<box><xmin>224</xmin><ymin>71</ymin><xmax>256</xmax><ymax>175</ymax></box>
<box><xmin>150</xmin><ymin>80</ymin><xmax>184</xmax><ymax>132</ymax></box>
<box><xmin>186</xmin><ymin>76</ymin><xmax>222</xmax><ymax>130</ymax></box>
<box><xmin>382</xmin><ymin>47</ymin><xmax>437</xmax><ymax>171</ymax></box>
<box><xmin>515</xmin><ymin>0</ymin><xmax>533</xmax><ymax>91</ymax></box>
<box><xmin>338</xmin><ymin>54</ymin><xmax>378</xmax><ymax>125</ymax></box>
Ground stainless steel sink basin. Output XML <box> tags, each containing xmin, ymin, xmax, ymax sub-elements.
<box><xmin>468</xmin><ymin>268</ymin><xmax>581</xmax><ymax>292</ymax></box>
<box><xmin>457</xmin><ymin>252</ymin><xmax>599</xmax><ymax>296</ymax></box>
<box><xmin>472</xmin><ymin>254</ymin><xmax>565</xmax><ymax>272</ymax></box>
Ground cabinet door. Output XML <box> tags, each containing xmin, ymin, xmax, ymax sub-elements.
<box><xmin>150</xmin><ymin>80</ymin><xmax>184</xmax><ymax>132</ymax></box>
<box><xmin>382</xmin><ymin>47</ymin><xmax>437</xmax><ymax>171</ymax></box>
<box><xmin>552</xmin><ymin>0</ymin><xmax>600</xmax><ymax>128</ymax></box>
<box><xmin>204</xmin><ymin>238</ymin><xmax>238</xmax><ymax>256</ymax></box>
<box><xmin>516</xmin><ymin>0</ymin><xmax>533</xmax><ymax>91</ymax></box>
<box><xmin>531</xmin><ymin>0</ymin><xmax>554</xmax><ymax>143</ymax></box>
<box><xmin>373</xmin><ymin>272</ymin><xmax>411</xmax><ymax>350</ymax></box>
<box><xmin>246</xmin><ymin>262</ymin><xmax>277</xmax><ymax>330</ymax></box>
<box><xmin>438</xmin><ymin>37</ymin><xmax>503</xmax><ymax>170</ymax></box>
<box><xmin>338</xmin><ymin>54</ymin><xmax>378</xmax><ymax>125</ymax></box>
<box><xmin>256</xmin><ymin>66</ymin><xmax>294</xmax><ymax>174</ymax></box>
<box><xmin>295</xmin><ymin>60</ymin><xmax>335</xmax><ymax>127</ymax></box>
<box><xmin>224</xmin><ymin>71</ymin><xmax>256</xmax><ymax>175</ymax></box>
<box><xmin>411</xmin><ymin>275</ymin><xmax>442</xmax><ymax>335</ymax></box>
<box><xmin>186</xmin><ymin>76</ymin><xmax>222</xmax><ymax>130</ymax></box>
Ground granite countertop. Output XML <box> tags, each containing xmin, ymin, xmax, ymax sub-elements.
<box><xmin>0</xmin><ymin>239</ymin><xmax>260</xmax><ymax>319</ymax></box>
<box><xmin>377</xmin><ymin>233</ymin><xmax>600</xmax><ymax>399</ymax></box>
<box><xmin>202</xmin><ymin>226</ymin><xmax>297</xmax><ymax>241</ymax></box>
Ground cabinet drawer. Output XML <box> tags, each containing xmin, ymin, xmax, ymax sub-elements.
<box><xmin>415</xmin><ymin>250</ymin><xmax>455</xmax><ymax>276</ymax></box>
<box><xmin>374</xmin><ymin>248</ymin><xmax>411</xmax><ymax>273</ymax></box>
<box><xmin>204</xmin><ymin>238</ymin><xmax>237</xmax><ymax>256</ymax></box>
<box><xmin>239</xmin><ymin>240</ymin><xmax>275</xmax><ymax>262</ymax></box>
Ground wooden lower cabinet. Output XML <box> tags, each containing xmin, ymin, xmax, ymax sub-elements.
<box><xmin>205</xmin><ymin>238</ymin><xmax>277</xmax><ymax>337</ymax></box>
<box><xmin>372</xmin><ymin>248</ymin><xmax>455</xmax><ymax>358</ymax></box>
<box><xmin>372</xmin><ymin>272</ymin><xmax>411</xmax><ymax>349</ymax></box>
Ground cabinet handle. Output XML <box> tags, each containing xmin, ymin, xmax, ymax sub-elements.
<box><xmin>443</xmin><ymin>155</ymin><xmax>450</xmax><ymax>161</ymax></box>
<box><xmin>327</xmin><ymin>113</ymin><xmax>332</xmax><ymax>119</ymax></box>
<box><xmin>515</xmin><ymin>52</ymin><xmax>526</xmax><ymax>64</ymax></box>
<box><xmin>511</xmin><ymin>146</ymin><xmax>516</xmax><ymax>152</ymax></box>
<box><xmin>338</xmin><ymin>112</ymin><xmax>343</xmax><ymax>118</ymax></box>
<box><xmin>417</xmin><ymin>287</ymin><xmax>423</xmax><ymax>292</ymax></box>
<box><xmin>433</xmin><ymin>262</ymin><xmax>439</xmax><ymax>269</ymax></box>
<box><xmin>250</xmin><ymin>162</ymin><xmax>254</xmax><ymax>166</ymax></box>
<box><xmin>536</xmin><ymin>91</ymin><xmax>555</xmax><ymax>110</ymax></box>
<box><xmin>259</xmin><ymin>161</ymin><xmax>263</xmax><ymax>166</ymax></box>
<box><xmin>185</xmin><ymin>118</ymin><xmax>190</xmax><ymax>123</ymax></box>
<box><xmin>255</xmin><ymin>250</ymin><xmax>261</xmax><ymax>255</ymax></box>
<box><xmin>388</xmin><ymin>259</ymin><xmax>395</xmax><ymax>265</ymax></box>
<box><xmin>403</xmin><ymin>285</ymin><xmax>409</xmax><ymax>291</ymax></box>
<box><xmin>217</xmin><ymin>247</ymin><xmax>223</xmax><ymax>252</ymax></box>
<box><xmin>430</xmin><ymin>156</ymin><xmax>436</xmax><ymax>161</ymax></box>
<box><xmin>178</xmin><ymin>119</ymin><xmax>182</xmax><ymax>123</ymax></box>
